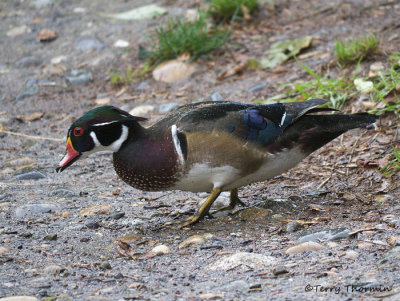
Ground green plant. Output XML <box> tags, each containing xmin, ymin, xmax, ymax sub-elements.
<box><xmin>209</xmin><ymin>0</ymin><xmax>258</xmax><ymax>22</ymax></box>
<box><xmin>148</xmin><ymin>11</ymin><xmax>229</xmax><ymax>65</ymax></box>
<box><xmin>110</xmin><ymin>62</ymin><xmax>151</xmax><ymax>88</ymax></box>
<box><xmin>380</xmin><ymin>148</ymin><xmax>400</xmax><ymax>175</ymax></box>
<box><xmin>335</xmin><ymin>34</ymin><xmax>380</xmax><ymax>64</ymax></box>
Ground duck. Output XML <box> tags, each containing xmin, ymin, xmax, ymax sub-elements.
<box><xmin>56</xmin><ymin>99</ymin><xmax>377</xmax><ymax>227</ymax></box>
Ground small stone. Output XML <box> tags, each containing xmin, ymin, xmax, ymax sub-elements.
<box><xmin>36</xmin><ymin>29</ymin><xmax>57</xmax><ymax>42</ymax></box>
<box><xmin>16</xmin><ymin>85</ymin><xmax>39</xmax><ymax>101</ymax></box>
<box><xmin>248</xmin><ymin>83</ymin><xmax>267</xmax><ymax>93</ymax></box>
<box><xmin>344</xmin><ymin>250</ymin><xmax>359</xmax><ymax>260</ymax></box>
<box><xmin>43</xmin><ymin>264</ymin><xmax>64</xmax><ymax>275</ymax></box>
<box><xmin>49</xmin><ymin>188</ymin><xmax>76</xmax><ymax>198</ymax></box>
<box><xmin>111</xmin><ymin>212</ymin><xmax>125</xmax><ymax>220</ymax></box>
<box><xmin>114</xmin><ymin>39</ymin><xmax>130</xmax><ymax>48</ymax></box>
<box><xmin>95</xmin><ymin>97</ymin><xmax>110</xmax><ymax>105</ymax></box>
<box><xmin>73</xmin><ymin>7</ymin><xmax>86</xmax><ymax>13</ymax></box>
<box><xmin>159</xmin><ymin>102</ymin><xmax>179</xmax><ymax>113</ymax></box>
<box><xmin>0</xmin><ymin>297</ymin><xmax>39</xmax><ymax>301</ymax></box>
<box><xmin>15</xmin><ymin>171</ymin><xmax>46</xmax><ymax>180</ymax></box>
<box><xmin>370</xmin><ymin>62</ymin><xmax>384</xmax><ymax>72</ymax></box>
<box><xmin>44</xmin><ymin>233</ymin><xmax>57</xmax><ymax>241</ymax></box>
<box><xmin>66</xmin><ymin>69</ymin><xmax>92</xmax><ymax>85</ymax></box>
<box><xmin>15</xmin><ymin>203</ymin><xmax>59</xmax><ymax>219</ymax></box>
<box><xmin>61</xmin><ymin>212</ymin><xmax>70</xmax><ymax>218</ymax></box>
<box><xmin>80</xmin><ymin>204</ymin><xmax>112</xmax><ymax>216</ymax></box>
<box><xmin>286</xmin><ymin>221</ymin><xmax>302</xmax><ymax>233</ymax></box>
<box><xmin>285</xmin><ymin>241</ymin><xmax>324</xmax><ymax>255</ymax></box>
<box><xmin>129</xmin><ymin>105</ymin><xmax>154</xmax><ymax>117</ymax></box>
<box><xmin>210</xmin><ymin>91</ymin><xmax>224</xmax><ymax>101</ymax></box>
<box><xmin>326</xmin><ymin>241</ymin><xmax>339</xmax><ymax>248</ymax></box>
<box><xmin>85</xmin><ymin>221</ymin><xmax>100</xmax><ymax>229</ymax></box>
<box><xmin>51</xmin><ymin>55</ymin><xmax>67</xmax><ymax>65</ymax></box>
<box><xmin>179</xmin><ymin>234</ymin><xmax>213</xmax><ymax>249</ymax></box>
<box><xmin>238</xmin><ymin>208</ymin><xmax>270</xmax><ymax>221</ymax></box>
<box><xmin>15</xmin><ymin>56</ymin><xmax>43</xmax><ymax>68</ymax></box>
<box><xmin>0</xmin><ymin>246</ymin><xmax>9</xmax><ymax>255</ymax></box>
<box><xmin>74</xmin><ymin>38</ymin><xmax>105</xmax><ymax>51</ymax></box>
<box><xmin>25</xmin><ymin>268</ymin><xmax>39</xmax><ymax>276</ymax></box>
<box><xmin>6</xmin><ymin>25</ymin><xmax>31</xmax><ymax>37</ymax></box>
<box><xmin>135</xmin><ymin>81</ymin><xmax>148</xmax><ymax>90</ymax></box>
<box><xmin>100</xmin><ymin>261</ymin><xmax>112</xmax><ymax>270</ymax></box>
<box><xmin>141</xmin><ymin>244</ymin><xmax>170</xmax><ymax>259</ymax></box>
<box><xmin>273</xmin><ymin>265</ymin><xmax>289</xmax><ymax>276</ymax></box>
<box><xmin>33</xmin><ymin>0</ymin><xmax>53</xmax><ymax>8</ymax></box>
<box><xmin>249</xmin><ymin>283</ymin><xmax>262</xmax><ymax>289</ymax></box>
<box><xmin>206</xmin><ymin>252</ymin><xmax>277</xmax><ymax>271</ymax></box>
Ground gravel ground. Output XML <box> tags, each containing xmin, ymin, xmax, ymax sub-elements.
<box><xmin>1</xmin><ymin>0</ymin><xmax>400</xmax><ymax>300</ymax></box>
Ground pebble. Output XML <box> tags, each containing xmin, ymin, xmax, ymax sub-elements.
<box><xmin>178</xmin><ymin>234</ymin><xmax>213</xmax><ymax>249</ymax></box>
<box><xmin>206</xmin><ymin>252</ymin><xmax>277</xmax><ymax>271</ymax></box>
<box><xmin>15</xmin><ymin>171</ymin><xmax>46</xmax><ymax>180</ymax></box>
<box><xmin>297</xmin><ymin>228</ymin><xmax>350</xmax><ymax>242</ymax></box>
<box><xmin>248</xmin><ymin>83</ymin><xmax>267</xmax><ymax>93</ymax></box>
<box><xmin>43</xmin><ymin>264</ymin><xmax>64</xmax><ymax>275</ymax></box>
<box><xmin>273</xmin><ymin>265</ymin><xmax>289</xmax><ymax>276</ymax></box>
<box><xmin>15</xmin><ymin>203</ymin><xmax>59</xmax><ymax>219</ymax></box>
<box><xmin>120</xmin><ymin>218</ymin><xmax>144</xmax><ymax>227</ymax></box>
<box><xmin>51</xmin><ymin>55</ymin><xmax>67</xmax><ymax>65</ymax></box>
<box><xmin>0</xmin><ymin>297</ymin><xmax>39</xmax><ymax>301</ymax></box>
<box><xmin>159</xmin><ymin>102</ymin><xmax>179</xmax><ymax>113</ymax></box>
<box><xmin>218</xmin><ymin>280</ymin><xmax>249</xmax><ymax>292</ymax></box>
<box><xmin>15</xmin><ymin>56</ymin><xmax>43</xmax><ymax>68</ymax></box>
<box><xmin>285</xmin><ymin>241</ymin><xmax>324</xmax><ymax>255</ymax></box>
<box><xmin>286</xmin><ymin>221</ymin><xmax>302</xmax><ymax>233</ymax></box>
<box><xmin>111</xmin><ymin>212</ymin><xmax>125</xmax><ymax>220</ymax></box>
<box><xmin>66</xmin><ymin>69</ymin><xmax>92</xmax><ymax>85</ymax></box>
<box><xmin>74</xmin><ymin>38</ymin><xmax>105</xmax><ymax>51</ymax></box>
<box><xmin>44</xmin><ymin>233</ymin><xmax>57</xmax><ymax>240</ymax></box>
<box><xmin>80</xmin><ymin>204</ymin><xmax>112</xmax><ymax>216</ymax></box>
<box><xmin>141</xmin><ymin>245</ymin><xmax>170</xmax><ymax>259</ymax></box>
<box><xmin>0</xmin><ymin>246</ymin><xmax>9</xmax><ymax>255</ymax></box>
<box><xmin>210</xmin><ymin>91</ymin><xmax>224</xmax><ymax>101</ymax></box>
<box><xmin>6</xmin><ymin>25</ymin><xmax>31</xmax><ymax>37</ymax></box>
<box><xmin>33</xmin><ymin>0</ymin><xmax>54</xmax><ymax>8</ymax></box>
<box><xmin>129</xmin><ymin>105</ymin><xmax>154</xmax><ymax>117</ymax></box>
<box><xmin>100</xmin><ymin>261</ymin><xmax>112</xmax><ymax>270</ymax></box>
<box><xmin>135</xmin><ymin>81</ymin><xmax>148</xmax><ymax>90</ymax></box>
<box><xmin>344</xmin><ymin>250</ymin><xmax>359</xmax><ymax>260</ymax></box>
<box><xmin>114</xmin><ymin>39</ymin><xmax>130</xmax><ymax>48</ymax></box>
<box><xmin>238</xmin><ymin>207</ymin><xmax>270</xmax><ymax>221</ymax></box>
<box><xmin>85</xmin><ymin>221</ymin><xmax>100</xmax><ymax>229</ymax></box>
<box><xmin>49</xmin><ymin>188</ymin><xmax>76</xmax><ymax>198</ymax></box>
<box><xmin>16</xmin><ymin>85</ymin><xmax>39</xmax><ymax>101</ymax></box>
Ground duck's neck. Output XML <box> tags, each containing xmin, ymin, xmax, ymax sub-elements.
<box><xmin>112</xmin><ymin>127</ymin><xmax>181</xmax><ymax>191</ymax></box>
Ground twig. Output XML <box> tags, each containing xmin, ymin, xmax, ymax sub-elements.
<box><xmin>346</xmin><ymin>136</ymin><xmax>361</xmax><ymax>176</ymax></box>
<box><xmin>0</xmin><ymin>130</ymin><xmax>63</xmax><ymax>142</ymax></box>
<box><xmin>317</xmin><ymin>163</ymin><xmax>336</xmax><ymax>189</ymax></box>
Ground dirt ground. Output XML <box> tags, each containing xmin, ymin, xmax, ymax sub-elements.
<box><xmin>1</xmin><ymin>0</ymin><xmax>400</xmax><ymax>300</ymax></box>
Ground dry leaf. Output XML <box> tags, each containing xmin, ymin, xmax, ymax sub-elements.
<box><xmin>115</xmin><ymin>239</ymin><xmax>137</xmax><ymax>259</ymax></box>
<box><xmin>36</xmin><ymin>29</ymin><xmax>57</xmax><ymax>42</ymax></box>
<box><xmin>16</xmin><ymin>112</ymin><xmax>44</xmax><ymax>122</ymax></box>
<box><xmin>216</xmin><ymin>57</ymin><xmax>248</xmax><ymax>80</ymax></box>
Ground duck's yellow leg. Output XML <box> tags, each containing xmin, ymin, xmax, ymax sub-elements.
<box><xmin>214</xmin><ymin>188</ymin><xmax>246</xmax><ymax>213</ymax></box>
<box><xmin>179</xmin><ymin>188</ymin><xmax>222</xmax><ymax>228</ymax></box>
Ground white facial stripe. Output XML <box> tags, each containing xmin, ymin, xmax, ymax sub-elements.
<box><xmin>109</xmin><ymin>125</ymin><xmax>128</xmax><ymax>152</ymax></box>
<box><xmin>90</xmin><ymin>131</ymin><xmax>101</xmax><ymax>147</ymax></box>
<box><xmin>92</xmin><ymin>121</ymin><xmax>118</xmax><ymax>127</ymax></box>
<box><xmin>280</xmin><ymin>112</ymin><xmax>287</xmax><ymax>126</ymax></box>
<box><xmin>171</xmin><ymin>124</ymin><xmax>184</xmax><ymax>165</ymax></box>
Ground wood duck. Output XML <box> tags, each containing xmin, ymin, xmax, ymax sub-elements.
<box><xmin>57</xmin><ymin>99</ymin><xmax>377</xmax><ymax>226</ymax></box>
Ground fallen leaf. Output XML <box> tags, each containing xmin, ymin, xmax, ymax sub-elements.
<box><xmin>16</xmin><ymin>112</ymin><xmax>44</xmax><ymax>122</ymax></box>
<box><xmin>152</xmin><ymin>59</ymin><xmax>197</xmax><ymax>83</ymax></box>
<box><xmin>259</xmin><ymin>36</ymin><xmax>312</xmax><ymax>69</ymax></box>
<box><xmin>103</xmin><ymin>4</ymin><xmax>167</xmax><ymax>20</ymax></box>
<box><xmin>115</xmin><ymin>239</ymin><xmax>137</xmax><ymax>259</ymax></box>
<box><xmin>36</xmin><ymin>29</ymin><xmax>57</xmax><ymax>42</ymax></box>
<box><xmin>354</xmin><ymin>78</ymin><xmax>374</xmax><ymax>93</ymax></box>
<box><xmin>216</xmin><ymin>56</ymin><xmax>248</xmax><ymax>80</ymax></box>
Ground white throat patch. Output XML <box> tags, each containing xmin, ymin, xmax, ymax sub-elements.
<box><xmin>171</xmin><ymin>124</ymin><xmax>185</xmax><ymax>165</ymax></box>
<box><xmin>88</xmin><ymin>125</ymin><xmax>129</xmax><ymax>154</ymax></box>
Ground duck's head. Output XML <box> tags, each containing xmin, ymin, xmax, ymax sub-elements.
<box><xmin>56</xmin><ymin>105</ymin><xmax>146</xmax><ymax>172</ymax></box>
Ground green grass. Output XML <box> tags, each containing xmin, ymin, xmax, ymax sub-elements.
<box><xmin>380</xmin><ymin>148</ymin><xmax>400</xmax><ymax>175</ymax></box>
<box><xmin>335</xmin><ymin>34</ymin><xmax>380</xmax><ymax>65</ymax></box>
<box><xmin>209</xmin><ymin>0</ymin><xmax>258</xmax><ymax>23</ymax></box>
<box><xmin>148</xmin><ymin>11</ymin><xmax>230</xmax><ymax>65</ymax></box>
<box><xmin>110</xmin><ymin>63</ymin><xmax>151</xmax><ymax>88</ymax></box>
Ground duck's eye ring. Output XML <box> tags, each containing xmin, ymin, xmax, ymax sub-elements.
<box><xmin>73</xmin><ymin>127</ymin><xmax>84</xmax><ymax>136</ymax></box>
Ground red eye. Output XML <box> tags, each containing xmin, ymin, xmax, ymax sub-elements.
<box><xmin>73</xmin><ymin>127</ymin><xmax>84</xmax><ymax>136</ymax></box>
